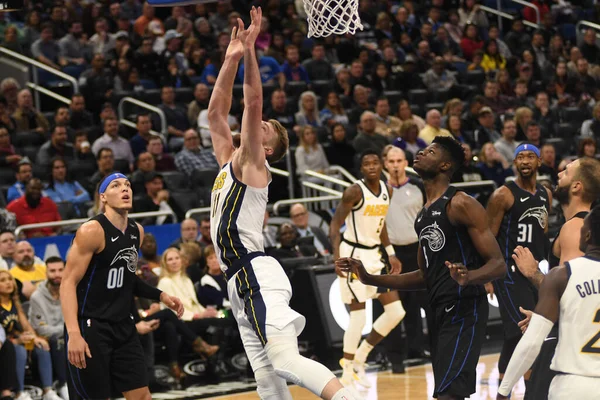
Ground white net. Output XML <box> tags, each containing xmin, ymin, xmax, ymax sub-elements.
<box><xmin>302</xmin><ymin>0</ymin><xmax>363</xmax><ymax>37</ymax></box>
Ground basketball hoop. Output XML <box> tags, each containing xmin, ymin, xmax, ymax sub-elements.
<box><xmin>147</xmin><ymin>0</ymin><xmax>221</xmax><ymax>6</ymax></box>
<box><xmin>302</xmin><ymin>0</ymin><xmax>363</xmax><ymax>37</ymax></box>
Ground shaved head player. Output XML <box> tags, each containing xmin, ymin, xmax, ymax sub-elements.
<box><xmin>207</xmin><ymin>8</ymin><xmax>356</xmax><ymax>400</ymax></box>
<box><xmin>60</xmin><ymin>173</ymin><xmax>183</xmax><ymax>400</ymax></box>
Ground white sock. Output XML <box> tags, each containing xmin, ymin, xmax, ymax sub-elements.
<box><xmin>332</xmin><ymin>387</ymin><xmax>359</xmax><ymax>400</ymax></box>
<box><xmin>354</xmin><ymin>340</ymin><xmax>374</xmax><ymax>365</ymax></box>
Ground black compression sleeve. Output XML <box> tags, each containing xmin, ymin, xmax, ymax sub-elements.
<box><xmin>133</xmin><ymin>275</ymin><xmax>162</xmax><ymax>302</ymax></box>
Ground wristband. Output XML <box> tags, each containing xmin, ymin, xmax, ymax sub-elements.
<box><xmin>385</xmin><ymin>245</ymin><xmax>395</xmax><ymax>257</ymax></box>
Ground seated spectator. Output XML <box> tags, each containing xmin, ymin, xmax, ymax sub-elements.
<box><xmin>28</xmin><ymin>256</ymin><xmax>68</xmax><ymax>399</ymax></box>
<box><xmin>579</xmin><ymin>137</ymin><xmax>597</xmax><ymax>159</ymax></box>
<box><xmin>7</xmin><ymin>160</ymin><xmax>39</xmax><ymax>204</ymax></box>
<box><xmin>161</xmin><ymin>55</ymin><xmax>192</xmax><ymax>88</ymax></box>
<box><xmin>237</xmin><ymin>52</ymin><xmax>285</xmax><ymax>87</ymax></box>
<box><xmin>419</xmin><ymin>109</ymin><xmax>452</xmax><ymax>144</ymax></box>
<box><xmin>447</xmin><ymin>115</ymin><xmax>469</xmax><ymax>145</ymax></box>
<box><xmin>290</xmin><ymin>203</ymin><xmax>332</xmax><ymax>256</ymax></box>
<box><xmin>496</xmin><ymin>69</ymin><xmax>514</xmax><ymax>98</ymax></box>
<box><xmin>31</xmin><ymin>22</ymin><xmax>67</xmax><ymax>70</ymax></box>
<box><xmin>423</xmin><ymin>57</ymin><xmax>458</xmax><ymax>92</ymax></box>
<box><xmin>481</xmin><ymin>40</ymin><xmax>506</xmax><ymax>72</ymax></box>
<box><xmin>44</xmin><ymin>157</ymin><xmax>91</xmax><ymax>217</ymax></box>
<box><xmin>146</xmin><ymin>136</ymin><xmax>175</xmax><ymax>171</ymax></box>
<box><xmin>197</xmin><ymin>216</ymin><xmax>212</xmax><ymax>248</ymax></box>
<box><xmin>267</xmin><ymin>223</ymin><xmax>319</xmax><ymax>262</ymax></box>
<box><xmin>12</xmin><ymin>89</ymin><xmax>50</xmax><ymax>134</ymax></box>
<box><xmin>476</xmin><ymin>142</ymin><xmax>513</xmax><ymax>186</ymax></box>
<box><xmin>304</xmin><ymin>44</ymin><xmax>335</xmax><ymax>82</ymax></box>
<box><xmin>0</xmin><ymin>95</ymin><xmax>16</xmax><ymax>134</ymax></box>
<box><xmin>175</xmin><ymin>129</ymin><xmax>219</xmax><ymax>177</ymax></box>
<box><xmin>374</xmin><ymin>97</ymin><xmax>402</xmax><ymax>138</ymax></box>
<box><xmin>525</xmin><ymin>121</ymin><xmax>543</xmax><ymax>148</ymax></box>
<box><xmin>262</xmin><ymin>210</ymin><xmax>278</xmax><ymax>249</ymax></box>
<box><xmin>512</xmin><ymin>79</ymin><xmax>533</xmax><ymax>109</ymax></box>
<box><xmin>7</xmin><ymin>179</ymin><xmax>61</xmax><ymax>238</ymax></box>
<box><xmin>347</xmin><ymin>85</ymin><xmax>372</xmax><ymax>126</ymax></box>
<box><xmin>131</xmin><ymin>152</ymin><xmax>156</xmax><ymax>194</ymax></box>
<box><xmin>452</xmin><ymin>143</ymin><xmax>483</xmax><ymax>183</ymax></box>
<box><xmin>58</xmin><ymin>21</ymin><xmax>90</xmax><ymax>72</ymax></box>
<box><xmin>295</xmin><ymin>126</ymin><xmax>329</xmax><ymax>180</ymax></box>
<box><xmin>133</xmin><ymin>172</ymin><xmax>180</xmax><ymax>225</ymax></box>
<box><xmin>169</xmin><ymin>218</ymin><xmax>200</xmax><ymax>249</ymax></box>
<box><xmin>494</xmin><ymin>119</ymin><xmax>520</xmax><ymax>163</ymax></box>
<box><xmin>51</xmin><ymin>107</ymin><xmax>75</xmax><ymax>140</ymax></box>
<box><xmin>473</xmin><ymin>107</ymin><xmax>501</xmax><ymax>150</ymax></box>
<box><xmin>0</xmin><ymin>270</ymin><xmax>60</xmax><ymax>400</ymax></box>
<box><xmin>0</xmin><ymin>324</ymin><xmax>18</xmax><ymax>399</ymax></box>
<box><xmin>134</xmin><ymin>36</ymin><xmax>164</xmax><ymax>85</ymax></box>
<box><xmin>187</xmin><ymin>83</ymin><xmax>210</xmax><ymax>129</ymax></box>
<box><xmin>0</xmin><ymin>127</ymin><xmax>22</xmax><ymax>170</ymax></box>
<box><xmin>78</xmin><ymin>53</ymin><xmax>114</xmax><ymax>116</ymax></box>
<box><xmin>325</xmin><ymin>123</ymin><xmax>355</xmax><ymax>174</ymax></box>
<box><xmin>8</xmin><ymin>241</ymin><xmax>47</xmax><ymax>300</ymax></box>
<box><xmin>68</xmin><ymin>94</ymin><xmax>94</xmax><ymax>131</ymax></box>
<box><xmin>89</xmin><ymin>18</ymin><xmax>116</xmax><ymax>57</ymax></box>
<box><xmin>92</xmin><ymin>117</ymin><xmax>135</xmax><ymax>171</ymax></box>
<box><xmin>353</xmin><ymin>111</ymin><xmax>390</xmax><ymax>155</ymax></box>
<box><xmin>139</xmin><ymin>233</ymin><xmax>162</xmax><ymax>276</ymax></box>
<box><xmin>460</xmin><ymin>24</ymin><xmax>483</xmax><ymax>61</ymax></box>
<box><xmin>36</xmin><ymin>125</ymin><xmax>75</xmax><ymax>173</ymax></box>
<box><xmin>179</xmin><ymin>241</ymin><xmax>204</xmax><ymax>284</ymax></box>
<box><xmin>461</xmin><ymin>95</ymin><xmax>485</xmax><ymax>134</ymax></box>
<box><xmin>197</xmin><ymin>246</ymin><xmax>229</xmax><ymax>309</ymax></box>
<box><xmin>539</xmin><ymin>143</ymin><xmax>558</xmax><ymax>184</ymax></box>
<box><xmin>396</xmin><ymin>100</ymin><xmax>425</xmax><ymax>131</ymax></box>
<box><xmin>532</xmin><ymin>91</ymin><xmax>558</xmax><ymax>138</ymax></box>
<box><xmin>197</xmin><ymin>109</ymin><xmax>239</xmax><ymax>148</ymax></box>
<box><xmin>581</xmin><ymin>102</ymin><xmax>600</xmax><ymax>139</ymax></box>
<box><xmin>71</xmin><ymin>131</ymin><xmax>97</xmax><ymax>181</ymax></box>
<box><xmin>156</xmin><ymin>86</ymin><xmax>190</xmax><ymax>151</ymax></box>
<box><xmin>319</xmin><ymin>92</ymin><xmax>349</xmax><ymax>128</ymax></box>
<box><xmin>130</xmin><ymin>114</ymin><xmax>154</xmax><ymax>158</ymax></box>
<box><xmin>281</xmin><ymin>44</ymin><xmax>309</xmax><ymax>83</ymax></box>
<box><xmin>0</xmin><ymin>231</ymin><xmax>16</xmax><ymax>269</ymax></box>
<box><xmin>87</xmin><ymin>147</ymin><xmax>115</xmax><ymax>194</ymax></box>
<box><xmin>264</xmin><ymin>89</ymin><xmax>297</xmax><ymax>142</ymax></box>
<box><xmin>393</xmin><ymin>120</ymin><xmax>427</xmax><ymax>162</ymax></box>
<box><xmin>295</xmin><ymin>91</ymin><xmax>322</xmax><ymax>128</ymax></box>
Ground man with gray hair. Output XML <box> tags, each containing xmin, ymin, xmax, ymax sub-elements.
<box><xmin>169</xmin><ymin>218</ymin><xmax>200</xmax><ymax>248</ymax></box>
<box><xmin>352</xmin><ymin>111</ymin><xmax>390</xmax><ymax>155</ymax></box>
<box><xmin>418</xmin><ymin>109</ymin><xmax>452</xmax><ymax>144</ymax></box>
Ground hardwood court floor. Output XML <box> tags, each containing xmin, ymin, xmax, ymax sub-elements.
<box><xmin>219</xmin><ymin>353</ymin><xmax>525</xmax><ymax>400</ymax></box>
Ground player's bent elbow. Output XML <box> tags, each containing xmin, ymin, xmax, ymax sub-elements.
<box><xmin>494</xmin><ymin>259</ymin><xmax>507</xmax><ymax>279</ymax></box>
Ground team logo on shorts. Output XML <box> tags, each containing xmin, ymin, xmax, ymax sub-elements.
<box><xmin>419</xmin><ymin>221</ymin><xmax>446</xmax><ymax>252</ymax></box>
<box><xmin>110</xmin><ymin>245</ymin><xmax>139</xmax><ymax>273</ymax></box>
<box><xmin>519</xmin><ymin>206</ymin><xmax>548</xmax><ymax>229</ymax></box>
<box><xmin>383</xmin><ymin>193</ymin><xmax>388</xmax><ymax>201</ymax></box>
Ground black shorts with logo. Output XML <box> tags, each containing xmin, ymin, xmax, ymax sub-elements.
<box><xmin>66</xmin><ymin>317</ymin><xmax>148</xmax><ymax>399</ymax></box>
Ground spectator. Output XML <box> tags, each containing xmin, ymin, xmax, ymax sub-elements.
<box><xmin>139</xmin><ymin>233</ymin><xmax>162</xmax><ymax>276</ymax></box>
<box><xmin>515</xmin><ymin>106</ymin><xmax>534</xmax><ymax>142</ymax></box>
<box><xmin>197</xmin><ymin>217</ymin><xmax>212</xmax><ymax>248</ymax></box>
<box><xmin>423</xmin><ymin>57</ymin><xmax>458</xmax><ymax>92</ymax></box>
<box><xmin>6</xmin><ymin>159</ymin><xmax>40</xmax><ymax>205</ymax></box>
<box><xmin>0</xmin><ymin>324</ymin><xmax>17</xmax><ymax>399</ymax></box>
<box><xmin>92</xmin><ymin>117</ymin><xmax>134</xmax><ymax>171</ymax></box>
<box><xmin>2</xmin><ymin>25</ymin><xmax>23</xmax><ymax>54</ymax></box>
<box><xmin>7</xmin><ymin>179</ymin><xmax>61</xmax><ymax>239</ymax></box>
<box><xmin>325</xmin><ymin>123</ymin><xmax>356</xmax><ymax>173</ymax></box>
<box><xmin>175</xmin><ymin>129</ymin><xmax>219</xmax><ymax>177</ymax></box>
<box><xmin>87</xmin><ymin>147</ymin><xmax>115</xmax><ymax>194</ymax></box>
<box><xmin>476</xmin><ymin>142</ymin><xmax>513</xmax><ymax>186</ymax></box>
<box><xmin>295</xmin><ymin>91</ymin><xmax>322</xmax><ymax>128</ymax></box>
<box><xmin>504</xmin><ymin>19</ymin><xmax>531</xmax><ymax>56</ymax></box>
<box><xmin>0</xmin><ymin>95</ymin><xmax>16</xmax><ymax>134</ymax></box>
<box><xmin>539</xmin><ymin>143</ymin><xmax>558</xmax><ymax>184</ymax></box>
<box><xmin>156</xmin><ymin>86</ymin><xmax>190</xmax><ymax>150</ymax></box>
<box><xmin>461</xmin><ymin>95</ymin><xmax>484</xmax><ymax>134</ymax></box>
<box><xmin>0</xmin><ymin>127</ymin><xmax>22</xmax><ymax>169</ymax></box>
<box><xmin>68</xmin><ymin>94</ymin><xmax>93</xmax><ymax>131</ymax></box>
<box><xmin>44</xmin><ymin>157</ymin><xmax>90</xmax><ymax>217</ymax></box>
<box><xmin>282</xmin><ymin>44</ymin><xmax>309</xmax><ymax>83</ymax></box>
<box><xmin>458</xmin><ymin>0</ymin><xmax>489</xmax><ymax>29</ymax></box>
<box><xmin>31</xmin><ymin>22</ymin><xmax>66</xmax><ymax>70</ymax></box>
<box><xmin>582</xmin><ymin>102</ymin><xmax>600</xmax><ymax>139</ymax></box>
<box><xmin>525</xmin><ymin>120</ymin><xmax>543</xmax><ymax>147</ymax></box>
<box><xmin>532</xmin><ymin>91</ymin><xmax>558</xmax><ymax>137</ymax></box>
<box><xmin>472</xmin><ymin>107</ymin><xmax>501</xmax><ymax>149</ymax></box>
<box><xmin>28</xmin><ymin>256</ymin><xmax>69</xmax><ymax>400</ymax></box>
<box><xmin>441</xmin><ymin>98</ymin><xmax>463</xmax><ymax>129</ymax></box>
<box><xmin>134</xmin><ymin>2</ymin><xmax>163</xmax><ymax>37</ymax></box>
<box><xmin>133</xmin><ymin>172</ymin><xmax>180</xmax><ymax>225</ymax></box>
<box><xmin>371</xmin><ymin>61</ymin><xmax>395</xmax><ymax>95</ymax></box>
<box><xmin>58</xmin><ymin>20</ymin><xmax>90</xmax><ymax>71</ymax></box>
<box><xmin>353</xmin><ymin>111</ymin><xmax>390</xmax><ymax>155</ymax></box>
<box><xmin>394</xmin><ymin>120</ymin><xmax>427</xmax><ymax>161</ymax></box>
<box><xmin>452</xmin><ymin>143</ymin><xmax>483</xmax><ymax>183</ymax></box>
<box><xmin>268</xmin><ymin>223</ymin><xmax>319</xmax><ymax>262</ymax></box>
<box><xmin>197</xmin><ymin>108</ymin><xmax>239</xmax><ymax>148</ymax></box>
<box><xmin>12</xmin><ymin>89</ymin><xmax>50</xmax><ymax>134</ymax></box>
<box><xmin>580</xmin><ymin>28</ymin><xmax>600</xmax><ymax>64</ymax></box>
<box><xmin>262</xmin><ymin>210</ymin><xmax>278</xmax><ymax>249</ymax></box>
<box><xmin>303</xmin><ymin>44</ymin><xmax>335</xmax><ymax>82</ymax></box>
<box><xmin>147</xmin><ymin>136</ymin><xmax>175</xmax><ymax>171</ymax></box>
<box><xmin>295</xmin><ymin>126</ymin><xmax>329</xmax><ymax>179</ymax></box>
<box><xmin>79</xmin><ymin>53</ymin><xmax>114</xmax><ymax>115</ymax></box>
<box><xmin>187</xmin><ymin>83</ymin><xmax>210</xmax><ymax>128</ymax></box>
<box><xmin>9</xmin><ymin>240</ymin><xmax>46</xmax><ymax>300</ymax></box>
<box><xmin>36</xmin><ymin>125</ymin><xmax>75</xmax><ymax>173</ymax></box>
<box><xmin>51</xmin><ymin>107</ymin><xmax>75</xmax><ymax>140</ymax></box>
<box><xmin>396</xmin><ymin>100</ymin><xmax>425</xmax><ymax>131</ymax></box>
<box><xmin>482</xmin><ymin>80</ymin><xmax>512</xmax><ymax>115</ymax></box>
<box><xmin>419</xmin><ymin>109</ymin><xmax>452</xmax><ymax>144</ymax></box>
<box><xmin>0</xmin><ymin>78</ymin><xmax>20</xmax><ymax>115</ymax></box>
<box><xmin>447</xmin><ymin>114</ymin><xmax>469</xmax><ymax>145</ymax></box>
<box><xmin>134</xmin><ymin>36</ymin><xmax>164</xmax><ymax>85</ymax></box>
<box><xmin>265</xmin><ymin>89</ymin><xmax>297</xmax><ymax>141</ymax></box>
<box><xmin>169</xmin><ymin>218</ymin><xmax>200</xmax><ymax>249</ymax></box>
<box><xmin>459</xmin><ymin>24</ymin><xmax>483</xmax><ymax>61</ymax></box>
<box><xmin>71</xmin><ymin>131</ymin><xmax>97</xmax><ymax>182</ymax></box>
<box><xmin>290</xmin><ymin>203</ymin><xmax>332</xmax><ymax>256</ymax></box>
<box><xmin>237</xmin><ymin>52</ymin><xmax>285</xmax><ymax>88</ymax></box>
<box><xmin>578</xmin><ymin>137</ymin><xmax>597</xmax><ymax>159</ymax></box>
<box><xmin>481</xmin><ymin>40</ymin><xmax>506</xmax><ymax>72</ymax></box>
<box><xmin>374</xmin><ymin>97</ymin><xmax>402</xmax><ymax>137</ymax></box>
<box><xmin>320</xmin><ymin>92</ymin><xmax>349</xmax><ymax>128</ymax></box>
<box><xmin>197</xmin><ymin>246</ymin><xmax>230</xmax><ymax>309</ymax></box>
<box><xmin>0</xmin><ymin>231</ymin><xmax>17</xmax><ymax>269</ymax></box>
<box><xmin>131</xmin><ymin>151</ymin><xmax>156</xmax><ymax>194</ymax></box>
<box><xmin>512</xmin><ymin>79</ymin><xmax>533</xmax><ymax>109</ymax></box>
<box><xmin>130</xmin><ymin>114</ymin><xmax>154</xmax><ymax>157</ymax></box>
<box><xmin>347</xmin><ymin>85</ymin><xmax>373</xmax><ymax>125</ymax></box>
<box><xmin>494</xmin><ymin>119</ymin><xmax>520</xmax><ymax>163</ymax></box>
<box><xmin>0</xmin><ymin>270</ymin><xmax>60</xmax><ymax>400</ymax></box>
<box><xmin>496</xmin><ymin>69</ymin><xmax>514</xmax><ymax>99</ymax></box>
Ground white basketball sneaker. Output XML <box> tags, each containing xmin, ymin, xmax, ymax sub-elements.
<box><xmin>42</xmin><ymin>389</ymin><xmax>63</xmax><ymax>400</ymax></box>
<box><xmin>15</xmin><ymin>392</ymin><xmax>33</xmax><ymax>400</ymax></box>
<box><xmin>58</xmin><ymin>384</ymin><xmax>70</xmax><ymax>400</ymax></box>
<box><xmin>352</xmin><ymin>362</ymin><xmax>372</xmax><ymax>388</ymax></box>
<box><xmin>339</xmin><ymin>358</ymin><xmax>355</xmax><ymax>387</ymax></box>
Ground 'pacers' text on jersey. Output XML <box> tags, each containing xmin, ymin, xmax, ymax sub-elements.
<box><xmin>343</xmin><ymin>180</ymin><xmax>390</xmax><ymax>247</ymax></box>
<box><xmin>210</xmin><ymin>162</ymin><xmax>269</xmax><ymax>275</ymax></box>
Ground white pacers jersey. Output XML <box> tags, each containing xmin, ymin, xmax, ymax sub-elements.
<box><xmin>344</xmin><ymin>179</ymin><xmax>390</xmax><ymax>247</ymax></box>
<box><xmin>551</xmin><ymin>256</ymin><xmax>600</xmax><ymax>377</ymax></box>
<box><xmin>210</xmin><ymin>161</ymin><xmax>269</xmax><ymax>275</ymax></box>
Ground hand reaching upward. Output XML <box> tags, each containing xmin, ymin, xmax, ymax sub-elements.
<box><xmin>225</xmin><ymin>19</ymin><xmax>245</xmax><ymax>61</ymax></box>
<box><xmin>237</xmin><ymin>6</ymin><xmax>262</xmax><ymax>49</ymax></box>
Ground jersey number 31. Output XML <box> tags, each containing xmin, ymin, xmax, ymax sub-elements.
<box><xmin>517</xmin><ymin>223</ymin><xmax>533</xmax><ymax>243</ymax></box>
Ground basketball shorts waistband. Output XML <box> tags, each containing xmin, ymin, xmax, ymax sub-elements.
<box><xmin>224</xmin><ymin>251</ymin><xmax>267</xmax><ymax>281</ymax></box>
<box><xmin>342</xmin><ymin>236</ymin><xmax>380</xmax><ymax>250</ymax></box>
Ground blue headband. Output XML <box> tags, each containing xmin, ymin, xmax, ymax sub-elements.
<box><xmin>99</xmin><ymin>173</ymin><xmax>128</xmax><ymax>194</ymax></box>
<box><xmin>514</xmin><ymin>143</ymin><xmax>540</xmax><ymax>159</ymax></box>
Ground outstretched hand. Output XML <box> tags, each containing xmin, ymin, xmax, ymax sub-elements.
<box><xmin>335</xmin><ymin>257</ymin><xmax>369</xmax><ymax>283</ymax></box>
<box><xmin>237</xmin><ymin>6</ymin><xmax>262</xmax><ymax>49</ymax></box>
<box><xmin>225</xmin><ymin>18</ymin><xmax>245</xmax><ymax>61</ymax></box>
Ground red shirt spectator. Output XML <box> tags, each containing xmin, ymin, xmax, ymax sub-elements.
<box><xmin>460</xmin><ymin>24</ymin><xmax>484</xmax><ymax>61</ymax></box>
<box><xmin>523</xmin><ymin>1</ymin><xmax>550</xmax><ymax>24</ymax></box>
<box><xmin>7</xmin><ymin>178</ymin><xmax>61</xmax><ymax>238</ymax></box>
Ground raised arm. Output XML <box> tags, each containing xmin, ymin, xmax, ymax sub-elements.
<box><xmin>238</xmin><ymin>7</ymin><xmax>266</xmax><ymax>165</ymax></box>
<box><xmin>208</xmin><ymin>23</ymin><xmax>244</xmax><ymax>167</ymax></box>
<box><xmin>329</xmin><ymin>184</ymin><xmax>362</xmax><ymax>261</ymax></box>
<box><xmin>450</xmin><ymin>192</ymin><xmax>506</xmax><ymax>285</ymax></box>
<box><xmin>486</xmin><ymin>186</ymin><xmax>511</xmax><ymax>237</ymax></box>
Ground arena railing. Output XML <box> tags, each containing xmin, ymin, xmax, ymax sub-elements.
<box><xmin>0</xmin><ymin>47</ymin><xmax>79</xmax><ymax>112</ymax></box>
<box><xmin>576</xmin><ymin>20</ymin><xmax>600</xmax><ymax>41</ymax></box>
<box><xmin>14</xmin><ymin>210</ymin><xmax>178</xmax><ymax>237</ymax></box>
<box><xmin>117</xmin><ymin>96</ymin><xmax>168</xmax><ymax>139</ymax></box>
<box><xmin>273</xmin><ymin>195</ymin><xmax>342</xmax><ymax>215</ymax></box>
<box><xmin>326</xmin><ymin>165</ymin><xmax>357</xmax><ymax>183</ymax></box>
<box><xmin>512</xmin><ymin>0</ymin><xmax>540</xmax><ymax>25</ymax></box>
<box><xmin>184</xmin><ymin>206</ymin><xmax>211</xmax><ymax>220</ymax></box>
<box><xmin>479</xmin><ymin>4</ymin><xmax>540</xmax><ymax>30</ymax></box>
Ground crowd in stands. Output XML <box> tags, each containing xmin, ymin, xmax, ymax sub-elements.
<box><xmin>1</xmin><ymin>0</ymin><xmax>600</xmax><ymax>397</ymax></box>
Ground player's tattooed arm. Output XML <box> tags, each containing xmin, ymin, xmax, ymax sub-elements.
<box><xmin>329</xmin><ymin>184</ymin><xmax>362</xmax><ymax>271</ymax></box>
<box><xmin>449</xmin><ymin>192</ymin><xmax>506</xmax><ymax>285</ymax></box>
<box><xmin>486</xmin><ymin>185</ymin><xmax>513</xmax><ymax>237</ymax></box>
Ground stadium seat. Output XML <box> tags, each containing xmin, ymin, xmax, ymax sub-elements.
<box><xmin>141</xmin><ymin>89</ymin><xmax>162</xmax><ymax>106</ymax></box>
<box><xmin>545</xmin><ymin>138</ymin><xmax>566</xmax><ymax>155</ymax></box>
<box><xmin>57</xmin><ymin>202</ymin><xmax>78</xmax><ymax>220</ymax></box>
<box><xmin>139</xmin><ymin>79</ymin><xmax>157</xmax><ymax>90</ymax></box>
<box><xmin>556</xmin><ymin>123</ymin><xmax>578</xmax><ymax>151</ymax></box>
<box><xmin>425</xmin><ymin>102</ymin><xmax>444</xmax><ymax>113</ymax></box>
<box><xmin>161</xmin><ymin>171</ymin><xmax>189</xmax><ymax>190</ymax></box>
<box><xmin>311</xmin><ymin>80</ymin><xmax>333</xmax><ymax>97</ymax></box>
<box><xmin>431</xmin><ymin>88</ymin><xmax>450</xmax><ymax>103</ymax></box>
<box><xmin>175</xmin><ymin>87</ymin><xmax>194</xmax><ymax>104</ymax></box>
<box><xmin>383</xmin><ymin>90</ymin><xmax>404</xmax><ymax>108</ymax></box>
<box><xmin>113</xmin><ymin>159</ymin><xmax>130</xmax><ymax>174</ymax></box>
<box><xmin>191</xmin><ymin>168</ymin><xmax>219</xmax><ymax>189</ymax></box>
<box><xmin>465</xmin><ymin>70</ymin><xmax>486</xmax><ymax>86</ymax></box>
<box><xmin>13</xmin><ymin>130</ymin><xmax>46</xmax><ymax>148</ymax></box>
<box><xmin>22</xmin><ymin>146</ymin><xmax>38</xmax><ymax>163</ymax></box>
<box><xmin>408</xmin><ymin>89</ymin><xmax>428</xmax><ymax>107</ymax></box>
<box><xmin>285</xmin><ymin>81</ymin><xmax>309</xmax><ymax>99</ymax></box>
<box><xmin>561</xmin><ymin>107</ymin><xmax>587</xmax><ymax>125</ymax></box>
<box><xmin>171</xmin><ymin>190</ymin><xmax>201</xmax><ymax>214</ymax></box>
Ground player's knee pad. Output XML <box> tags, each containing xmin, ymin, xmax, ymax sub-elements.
<box><xmin>499</xmin><ymin>336</ymin><xmax>521</xmax><ymax>373</ymax></box>
<box><xmin>265</xmin><ymin>336</ymin><xmax>335</xmax><ymax>396</ymax></box>
<box><xmin>343</xmin><ymin>309</ymin><xmax>366</xmax><ymax>354</ymax></box>
<box><xmin>373</xmin><ymin>301</ymin><xmax>405</xmax><ymax>337</ymax></box>
<box><xmin>254</xmin><ymin>365</ymin><xmax>292</xmax><ymax>400</ymax></box>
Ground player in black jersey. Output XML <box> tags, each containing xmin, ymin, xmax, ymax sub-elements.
<box><xmin>337</xmin><ymin>136</ymin><xmax>506</xmax><ymax>400</ymax></box>
<box><xmin>486</xmin><ymin>143</ymin><xmax>552</xmax><ymax>391</ymax></box>
<box><xmin>60</xmin><ymin>173</ymin><xmax>183</xmax><ymax>400</ymax></box>
<box><xmin>509</xmin><ymin>157</ymin><xmax>600</xmax><ymax>400</ymax></box>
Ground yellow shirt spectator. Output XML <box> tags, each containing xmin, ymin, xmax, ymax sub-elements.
<box><xmin>481</xmin><ymin>54</ymin><xmax>506</xmax><ymax>72</ymax></box>
<box><xmin>419</xmin><ymin>125</ymin><xmax>453</xmax><ymax>144</ymax></box>
<box><xmin>10</xmin><ymin>263</ymin><xmax>47</xmax><ymax>286</ymax></box>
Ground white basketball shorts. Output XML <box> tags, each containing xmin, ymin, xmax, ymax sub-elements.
<box><xmin>339</xmin><ymin>241</ymin><xmax>386</xmax><ymax>304</ymax></box>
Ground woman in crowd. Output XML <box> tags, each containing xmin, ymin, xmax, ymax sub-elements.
<box><xmin>295</xmin><ymin>91</ymin><xmax>322</xmax><ymax>128</ymax></box>
<box><xmin>441</xmin><ymin>98</ymin><xmax>463</xmax><ymax>129</ymax></box>
<box><xmin>294</xmin><ymin>125</ymin><xmax>329</xmax><ymax>180</ymax></box>
<box><xmin>396</xmin><ymin>100</ymin><xmax>425</xmax><ymax>131</ymax></box>
<box><xmin>0</xmin><ymin>270</ymin><xmax>60</xmax><ymax>400</ymax></box>
<box><xmin>179</xmin><ymin>241</ymin><xmax>204</xmax><ymax>285</ymax></box>
<box><xmin>45</xmin><ymin>157</ymin><xmax>91</xmax><ymax>218</ymax></box>
<box><xmin>0</xmin><ymin>325</ymin><xmax>18</xmax><ymax>399</ymax></box>
<box><xmin>393</xmin><ymin>120</ymin><xmax>427</xmax><ymax>162</ymax></box>
<box><xmin>325</xmin><ymin>123</ymin><xmax>355</xmax><ymax>173</ymax></box>
<box><xmin>460</xmin><ymin>23</ymin><xmax>484</xmax><ymax>61</ymax></box>
<box><xmin>448</xmin><ymin>114</ymin><xmax>469</xmax><ymax>145</ymax></box>
<box><xmin>319</xmin><ymin>91</ymin><xmax>349</xmax><ymax>128</ymax></box>
<box><xmin>196</xmin><ymin>246</ymin><xmax>230</xmax><ymax>310</ymax></box>
<box><xmin>481</xmin><ymin>39</ymin><xmax>506</xmax><ymax>72</ymax></box>
<box><xmin>476</xmin><ymin>142</ymin><xmax>514</xmax><ymax>186</ymax></box>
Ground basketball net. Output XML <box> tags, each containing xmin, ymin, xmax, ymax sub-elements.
<box><xmin>302</xmin><ymin>0</ymin><xmax>363</xmax><ymax>37</ymax></box>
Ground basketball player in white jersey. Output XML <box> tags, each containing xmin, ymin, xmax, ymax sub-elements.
<box><xmin>330</xmin><ymin>149</ymin><xmax>406</xmax><ymax>387</ymax></box>
<box><xmin>207</xmin><ymin>9</ymin><xmax>357</xmax><ymax>400</ymax></box>
<box><xmin>497</xmin><ymin>205</ymin><xmax>600</xmax><ymax>399</ymax></box>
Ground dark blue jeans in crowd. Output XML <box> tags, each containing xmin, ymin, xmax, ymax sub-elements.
<box><xmin>15</xmin><ymin>344</ymin><xmax>53</xmax><ymax>391</ymax></box>
<box><xmin>48</xmin><ymin>336</ymin><xmax>66</xmax><ymax>386</ymax></box>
